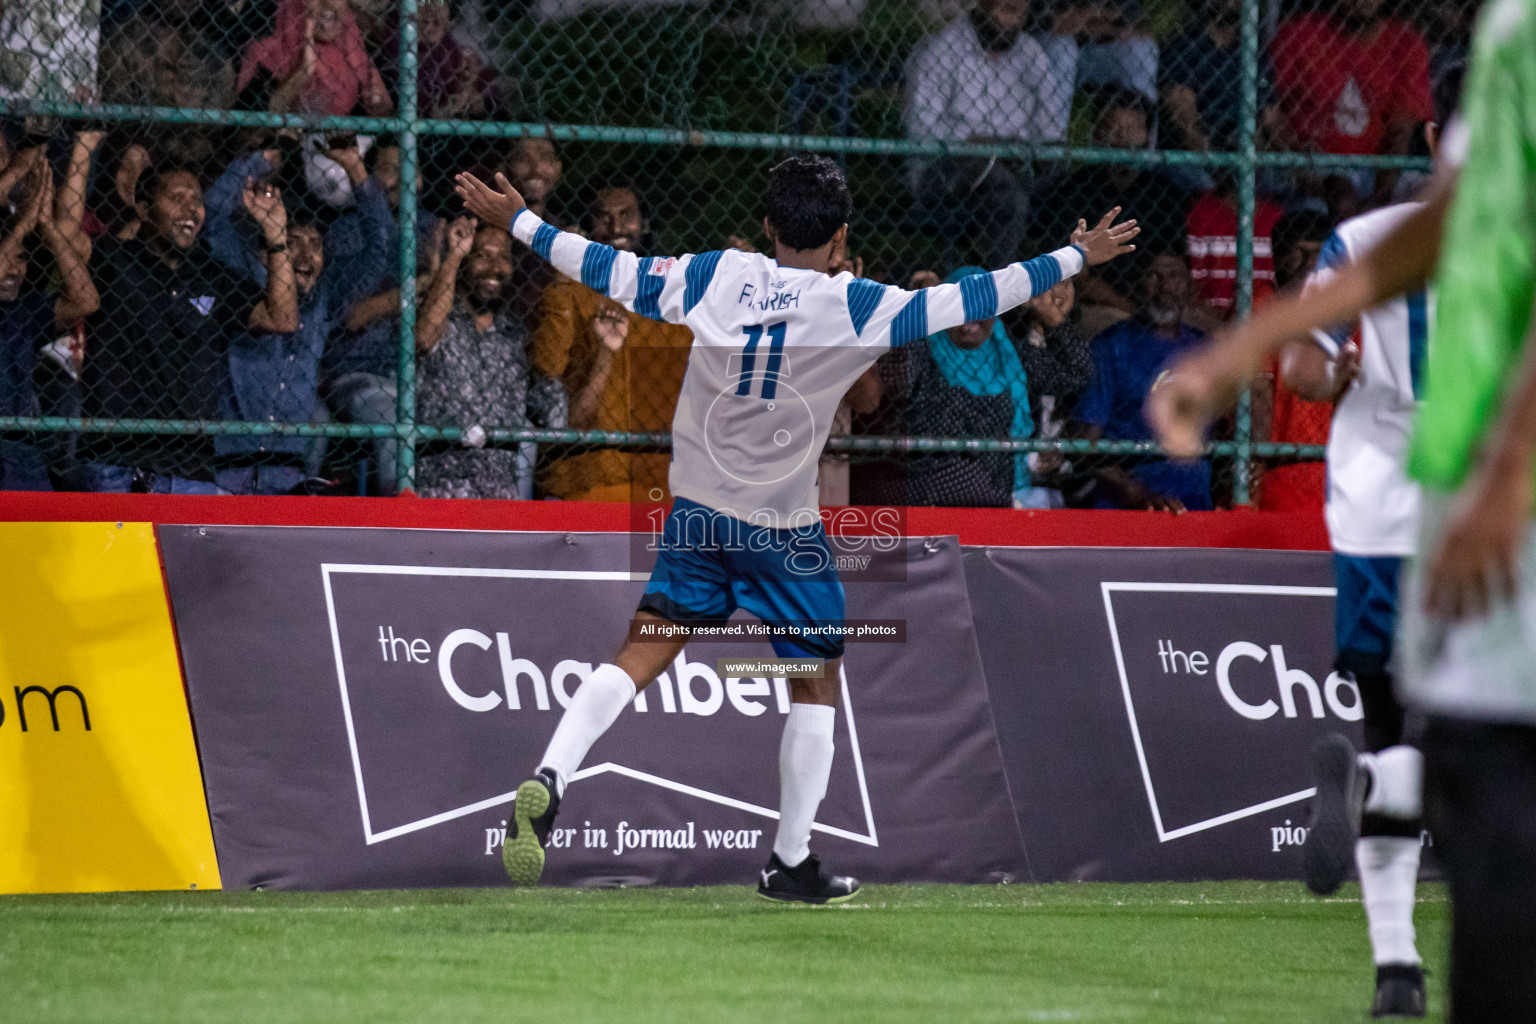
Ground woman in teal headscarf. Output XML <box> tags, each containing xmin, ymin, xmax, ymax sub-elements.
<box><xmin>855</xmin><ymin>265</ymin><xmax>1038</xmax><ymax>508</ymax></box>
<box><xmin>925</xmin><ymin>265</ymin><xmax>1035</xmax><ymax>505</ymax></box>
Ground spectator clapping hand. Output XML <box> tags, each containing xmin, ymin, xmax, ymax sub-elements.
<box><xmin>445</xmin><ymin>215</ymin><xmax>477</xmax><ymax>261</ymax></box>
<box><xmin>28</xmin><ymin>161</ymin><xmax>58</xmax><ymax>239</ymax></box>
<box><xmin>327</xmin><ymin>136</ymin><xmax>367</xmax><ymax>187</ymax></box>
<box><xmin>0</xmin><ymin>144</ymin><xmax>42</xmax><ymax>211</ymax></box>
<box><xmin>12</xmin><ymin>159</ymin><xmax>60</xmax><ymax>242</ymax></box>
<box><xmin>265</xmin><ymin>15</ymin><xmax>323</xmax><ymax>114</ymax></box>
<box><xmin>300</xmin><ymin>17</ymin><xmax>320</xmax><ymax>79</ymax></box>
<box><xmin>423</xmin><ymin>218</ymin><xmax>448</xmax><ymax>280</ymax></box>
<box><xmin>290</xmin><ymin>16</ymin><xmax>320</xmax><ymax>89</ymax></box>
<box><xmin>8</xmin><ymin>169</ymin><xmax>35</xmax><ymax>239</ymax></box>
<box><xmin>114</xmin><ymin>143</ymin><xmax>153</xmax><ymax>234</ymax></box>
<box><xmin>10</xmin><ymin>158</ymin><xmax>99</xmax><ymax>331</ymax></box>
<box><xmin>593</xmin><ymin>304</ymin><xmax>629</xmax><ymax>354</ymax></box>
<box><xmin>73</xmin><ymin>130</ymin><xmax>105</xmax><ymax>155</ymax></box>
<box><xmin>1160</xmin><ymin>83</ymin><xmax>1203</xmax><ymax>146</ymax></box>
<box><xmin>242</xmin><ymin>177</ymin><xmax>289</xmax><ymax>247</ymax></box>
<box><xmin>53</xmin><ymin>129</ymin><xmax>103</xmax><ymax>259</ymax></box>
<box><xmin>1028</xmin><ymin>279</ymin><xmax>1076</xmax><ymax>330</ymax></box>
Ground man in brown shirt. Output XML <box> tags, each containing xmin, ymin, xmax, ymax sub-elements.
<box><xmin>532</xmin><ymin>184</ymin><xmax>691</xmax><ymax>502</ymax></box>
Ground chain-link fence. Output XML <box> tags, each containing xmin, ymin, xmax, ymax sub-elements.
<box><xmin>0</xmin><ymin>0</ymin><xmax>1446</xmax><ymax>506</ymax></box>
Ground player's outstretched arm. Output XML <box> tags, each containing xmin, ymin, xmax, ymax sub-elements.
<box><xmin>879</xmin><ymin>209</ymin><xmax>1137</xmax><ymax>345</ymax></box>
<box><xmin>1147</xmin><ymin>174</ymin><xmax>1456</xmax><ymax>459</ymax></box>
<box><xmin>456</xmin><ymin>170</ymin><xmax>694</xmax><ymax>325</ymax></box>
<box><xmin>1070</xmin><ymin>207</ymin><xmax>1141</xmax><ymax>267</ymax></box>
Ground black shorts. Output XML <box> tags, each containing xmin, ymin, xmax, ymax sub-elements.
<box><xmin>1423</xmin><ymin>716</ymin><xmax>1536</xmax><ymax>1023</ymax></box>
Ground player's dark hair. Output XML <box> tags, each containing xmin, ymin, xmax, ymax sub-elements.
<box><xmin>763</xmin><ymin>155</ymin><xmax>851</xmax><ymax>252</ymax></box>
<box><xmin>1272</xmin><ymin>207</ymin><xmax>1333</xmax><ymax>259</ymax></box>
<box><xmin>1433</xmin><ymin>60</ymin><xmax>1465</xmax><ymax>128</ymax></box>
<box><xmin>1271</xmin><ymin>207</ymin><xmax>1334</xmax><ymax>289</ymax></box>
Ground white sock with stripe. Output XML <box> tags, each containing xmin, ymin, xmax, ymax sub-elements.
<box><xmin>1357</xmin><ymin>836</ymin><xmax>1422</xmax><ymax>966</ymax></box>
<box><xmin>1360</xmin><ymin>745</ymin><xmax>1424</xmax><ymax>819</ymax></box>
<box><xmin>537</xmin><ymin>664</ymin><xmax>637</xmax><ymax>797</ymax></box>
<box><xmin>772</xmin><ymin>703</ymin><xmax>836</xmax><ymax>868</ymax></box>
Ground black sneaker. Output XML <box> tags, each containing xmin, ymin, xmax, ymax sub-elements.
<box><xmin>1304</xmin><ymin>733</ymin><xmax>1366</xmax><ymax>895</ymax></box>
<box><xmin>756</xmin><ymin>853</ymin><xmax>860</xmax><ymax>905</ymax></box>
<box><xmin>503</xmin><ymin>768</ymin><xmax>560</xmax><ymax>887</ymax></box>
<box><xmin>1371</xmin><ymin>964</ymin><xmax>1427</xmax><ymax>1018</ymax></box>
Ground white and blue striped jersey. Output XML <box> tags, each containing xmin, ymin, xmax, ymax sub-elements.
<box><xmin>1305</xmin><ymin>203</ymin><xmax>1430</xmax><ymax>558</ymax></box>
<box><xmin>509</xmin><ymin>209</ymin><xmax>1086</xmax><ymax>524</ymax></box>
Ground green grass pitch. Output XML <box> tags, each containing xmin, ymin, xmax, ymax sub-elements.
<box><xmin>0</xmin><ymin>881</ymin><xmax>1446</xmax><ymax>1023</ymax></box>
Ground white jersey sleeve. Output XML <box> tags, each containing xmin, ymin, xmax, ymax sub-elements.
<box><xmin>509</xmin><ymin>206</ymin><xmax>1087</xmax><ymax>341</ymax></box>
<box><xmin>1300</xmin><ymin>203</ymin><xmax>1426</xmax><ymax>558</ymax></box>
<box><xmin>855</xmin><ymin>245</ymin><xmax>1087</xmax><ymax>350</ymax></box>
<box><xmin>507</xmin><ymin>207</ymin><xmax>1088</xmax><ymax>522</ymax></box>
<box><xmin>1302</xmin><ymin>232</ymin><xmax>1358</xmax><ymax>358</ymax></box>
<box><xmin>510</xmin><ymin>207</ymin><xmax>703</xmax><ymax>324</ymax></box>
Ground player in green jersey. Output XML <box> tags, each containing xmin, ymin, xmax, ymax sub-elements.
<box><xmin>1150</xmin><ymin>1</ymin><xmax>1536</xmax><ymax>1018</ymax></box>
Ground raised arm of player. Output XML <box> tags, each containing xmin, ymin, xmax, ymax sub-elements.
<box><xmin>1147</xmin><ymin>173</ymin><xmax>1457</xmax><ymax>459</ymax></box>
<box><xmin>456</xmin><ymin>170</ymin><xmax>698</xmax><ymax>325</ymax></box>
<box><xmin>857</xmin><ymin>209</ymin><xmax>1138</xmax><ymax>348</ymax></box>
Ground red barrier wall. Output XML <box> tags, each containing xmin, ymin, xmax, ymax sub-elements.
<box><xmin>0</xmin><ymin>492</ymin><xmax>1329</xmax><ymax>550</ymax></box>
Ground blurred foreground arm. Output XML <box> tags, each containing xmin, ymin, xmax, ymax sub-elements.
<box><xmin>1148</xmin><ymin>173</ymin><xmax>1456</xmax><ymax>458</ymax></box>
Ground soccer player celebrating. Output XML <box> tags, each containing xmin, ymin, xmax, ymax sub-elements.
<box><xmin>1148</xmin><ymin>3</ymin><xmax>1536</xmax><ymax>1014</ymax></box>
<box><xmin>457</xmin><ymin>157</ymin><xmax>1137</xmax><ymax>904</ymax></box>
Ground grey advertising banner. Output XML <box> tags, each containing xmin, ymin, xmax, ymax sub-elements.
<box><xmin>158</xmin><ymin>526</ymin><xmax>1026</xmax><ymax>891</ymax></box>
<box><xmin>964</xmin><ymin>546</ymin><xmax>1365</xmax><ymax>882</ymax></box>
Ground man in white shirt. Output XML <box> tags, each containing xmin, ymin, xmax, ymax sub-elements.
<box><xmin>905</xmin><ymin>0</ymin><xmax>1077</xmax><ymax>267</ymax></box>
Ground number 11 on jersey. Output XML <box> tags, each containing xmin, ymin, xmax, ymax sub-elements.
<box><xmin>736</xmin><ymin>322</ymin><xmax>787</xmax><ymax>399</ymax></box>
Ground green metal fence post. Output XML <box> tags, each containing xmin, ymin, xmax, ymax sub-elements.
<box><xmin>1233</xmin><ymin>0</ymin><xmax>1262</xmax><ymax>506</ymax></box>
<box><xmin>395</xmin><ymin>0</ymin><xmax>420</xmax><ymax>494</ymax></box>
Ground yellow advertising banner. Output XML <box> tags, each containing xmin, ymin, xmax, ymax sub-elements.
<box><xmin>0</xmin><ymin>521</ymin><xmax>220</xmax><ymax>893</ymax></box>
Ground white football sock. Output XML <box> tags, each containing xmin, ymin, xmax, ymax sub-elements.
<box><xmin>772</xmin><ymin>703</ymin><xmax>836</xmax><ymax>868</ymax></box>
<box><xmin>1360</xmin><ymin>746</ymin><xmax>1424</xmax><ymax>819</ymax></box>
<box><xmin>537</xmin><ymin>663</ymin><xmax>637</xmax><ymax>797</ymax></box>
<box><xmin>1357</xmin><ymin>836</ymin><xmax>1422</xmax><ymax>966</ymax></box>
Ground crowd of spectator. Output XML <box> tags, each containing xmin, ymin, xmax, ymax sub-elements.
<box><xmin>0</xmin><ymin>0</ymin><xmax>1474</xmax><ymax>506</ymax></box>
